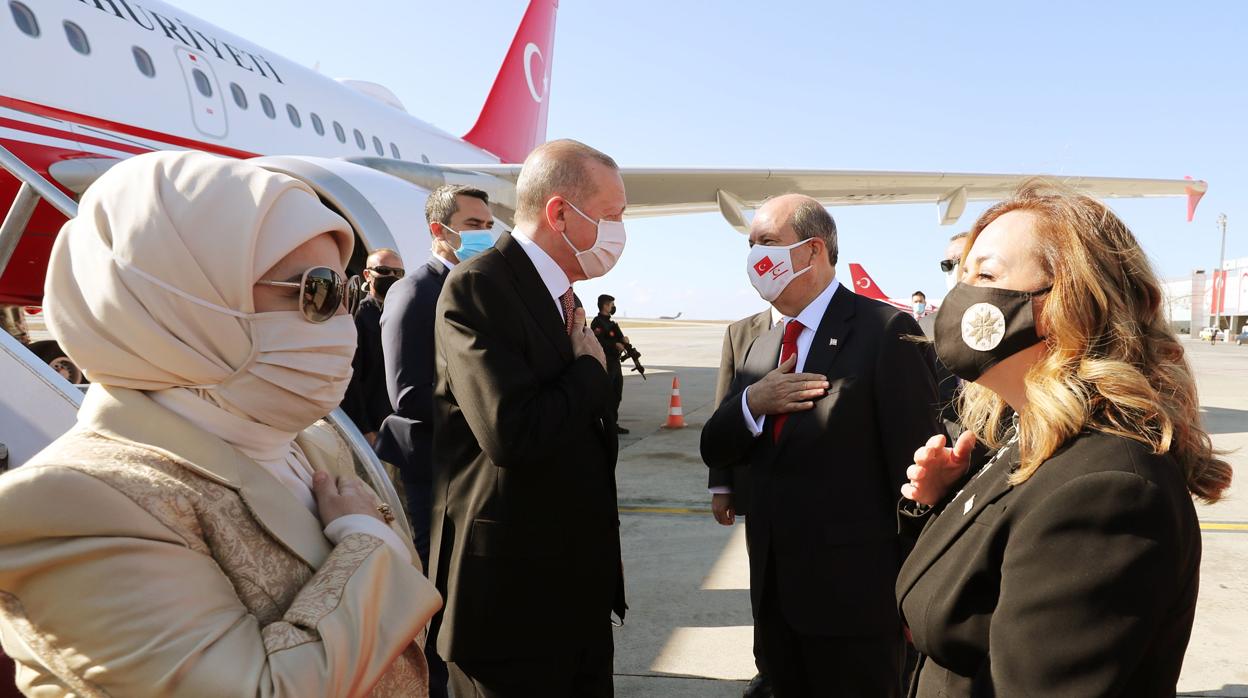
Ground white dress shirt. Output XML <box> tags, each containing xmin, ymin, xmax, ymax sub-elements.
<box><xmin>741</xmin><ymin>278</ymin><xmax>841</xmax><ymax>436</ymax></box>
<box><xmin>511</xmin><ymin>229</ymin><xmax>573</xmax><ymax>321</ymax></box>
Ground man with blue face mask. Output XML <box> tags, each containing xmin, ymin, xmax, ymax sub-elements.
<box><xmin>374</xmin><ymin>184</ymin><xmax>494</xmax><ymax>698</ymax></box>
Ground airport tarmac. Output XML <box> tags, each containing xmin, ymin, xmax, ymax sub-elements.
<box><xmin>606</xmin><ymin>319</ymin><xmax>1248</xmax><ymax>697</ymax></box>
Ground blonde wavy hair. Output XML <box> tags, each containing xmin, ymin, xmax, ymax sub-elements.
<box><xmin>958</xmin><ymin>180</ymin><xmax>1231</xmax><ymax>503</ymax></box>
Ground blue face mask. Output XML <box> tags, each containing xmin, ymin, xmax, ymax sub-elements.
<box><xmin>444</xmin><ymin>225</ymin><xmax>496</xmax><ymax>261</ymax></box>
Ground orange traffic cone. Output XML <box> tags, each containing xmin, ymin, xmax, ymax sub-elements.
<box><xmin>663</xmin><ymin>376</ymin><xmax>685</xmax><ymax>429</ymax></box>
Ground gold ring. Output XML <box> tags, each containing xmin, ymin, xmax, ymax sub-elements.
<box><xmin>376</xmin><ymin>503</ymin><xmax>395</xmax><ymax>524</ymax></box>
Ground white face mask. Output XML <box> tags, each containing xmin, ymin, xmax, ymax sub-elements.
<box><xmin>746</xmin><ymin>238</ymin><xmax>814</xmax><ymax>302</ymax></box>
<box><xmin>945</xmin><ymin>269</ymin><xmax>959</xmax><ymax>291</ymax></box>
<box><xmin>564</xmin><ymin>200</ymin><xmax>626</xmax><ymax>279</ymax></box>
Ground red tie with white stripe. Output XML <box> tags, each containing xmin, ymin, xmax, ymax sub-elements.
<box><xmin>772</xmin><ymin>319</ymin><xmax>805</xmax><ymax>440</ymax></box>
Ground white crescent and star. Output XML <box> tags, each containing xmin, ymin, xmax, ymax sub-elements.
<box><xmin>524</xmin><ymin>43</ymin><xmax>546</xmax><ymax>104</ymax></box>
<box><xmin>856</xmin><ymin>277</ymin><xmax>871</xmax><ymax>289</ymax></box>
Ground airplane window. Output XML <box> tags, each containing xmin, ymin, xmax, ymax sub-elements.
<box><xmin>230</xmin><ymin>83</ymin><xmax>247</xmax><ymax>110</ymax></box>
<box><xmin>286</xmin><ymin>104</ymin><xmax>301</xmax><ymax>128</ymax></box>
<box><xmin>390</xmin><ymin>143</ymin><xmax>400</xmax><ymax>159</ymax></box>
<box><xmin>63</xmin><ymin>20</ymin><xmax>89</xmax><ymax>55</ymax></box>
<box><xmin>333</xmin><ymin>121</ymin><xmax>346</xmax><ymax>143</ymax></box>
<box><xmin>353</xmin><ymin>129</ymin><xmax>365</xmax><ymax>150</ymax></box>
<box><xmin>260</xmin><ymin>94</ymin><xmax>275</xmax><ymax>119</ymax></box>
<box><xmin>132</xmin><ymin>46</ymin><xmax>155</xmax><ymax>77</ymax></box>
<box><xmin>372</xmin><ymin>136</ymin><xmax>384</xmax><ymax>156</ymax></box>
<box><xmin>10</xmin><ymin>2</ymin><xmax>39</xmax><ymax>37</ymax></box>
<box><xmin>310</xmin><ymin>113</ymin><xmax>324</xmax><ymax>136</ymax></box>
<box><xmin>191</xmin><ymin>68</ymin><xmax>212</xmax><ymax>98</ymax></box>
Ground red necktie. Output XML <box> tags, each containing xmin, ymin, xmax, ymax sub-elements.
<box><xmin>772</xmin><ymin>319</ymin><xmax>805</xmax><ymax>440</ymax></box>
<box><xmin>560</xmin><ymin>287</ymin><xmax>576</xmax><ymax>335</ymax></box>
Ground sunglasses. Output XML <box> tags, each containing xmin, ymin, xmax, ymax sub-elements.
<box><xmin>940</xmin><ymin>258</ymin><xmax>960</xmax><ymax>273</ymax></box>
<box><xmin>367</xmin><ymin>265</ymin><xmax>405</xmax><ymax>278</ymax></box>
<box><xmin>256</xmin><ymin>266</ymin><xmax>351</xmax><ymax>323</ymax></box>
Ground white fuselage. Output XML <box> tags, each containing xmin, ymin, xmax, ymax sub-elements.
<box><xmin>0</xmin><ymin>0</ymin><xmax>497</xmax><ymax>165</ymax></box>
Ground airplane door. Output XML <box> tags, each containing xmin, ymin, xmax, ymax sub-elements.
<box><xmin>174</xmin><ymin>48</ymin><xmax>227</xmax><ymax>138</ymax></box>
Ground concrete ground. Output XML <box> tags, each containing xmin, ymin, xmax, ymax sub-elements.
<box><xmin>607</xmin><ymin>319</ymin><xmax>1248</xmax><ymax>697</ymax></box>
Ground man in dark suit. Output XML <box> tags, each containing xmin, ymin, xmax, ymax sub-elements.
<box><xmin>430</xmin><ymin>139</ymin><xmax>628</xmax><ymax>697</ymax></box>
<box><xmin>374</xmin><ymin>184</ymin><xmax>493</xmax><ymax>698</ymax></box>
<box><xmin>707</xmin><ymin>308</ymin><xmax>775</xmax><ymax>698</ymax></box>
<box><xmin>920</xmin><ymin>232</ymin><xmax>972</xmax><ymax>427</ymax></box>
<box><xmin>340</xmin><ymin>247</ymin><xmax>403</xmax><ymax>445</ymax></box>
<box><xmin>701</xmin><ymin>194</ymin><xmax>942</xmax><ymax>697</ymax></box>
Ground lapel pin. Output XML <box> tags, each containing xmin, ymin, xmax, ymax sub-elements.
<box><xmin>963</xmin><ymin>495</ymin><xmax>975</xmax><ymax>515</ymax></box>
<box><xmin>829</xmin><ymin>338</ymin><xmax>838</xmax><ymax>346</ymax></box>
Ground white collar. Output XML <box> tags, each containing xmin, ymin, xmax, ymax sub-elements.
<box><xmin>511</xmin><ymin>229</ymin><xmax>572</xmax><ymax>300</ymax></box>
<box><xmin>785</xmin><ymin>278</ymin><xmax>840</xmax><ymax>330</ymax></box>
<box><xmin>432</xmin><ymin>253</ymin><xmax>455</xmax><ymax>271</ymax></box>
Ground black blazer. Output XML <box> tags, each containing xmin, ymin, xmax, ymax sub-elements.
<box><xmin>374</xmin><ymin>258</ymin><xmax>448</xmax><ymax>492</ymax></box>
<box><xmin>897</xmin><ymin>431</ymin><xmax>1201</xmax><ymax>697</ymax></box>
<box><xmin>706</xmin><ymin>310</ymin><xmax>772</xmax><ymax>515</ymax></box>
<box><xmin>429</xmin><ymin>233</ymin><xmax>625</xmax><ymax>663</ymax></box>
<box><xmin>701</xmin><ymin>287</ymin><xmax>942</xmax><ymax>638</ymax></box>
<box><xmin>339</xmin><ymin>295</ymin><xmax>390</xmax><ymax>434</ymax></box>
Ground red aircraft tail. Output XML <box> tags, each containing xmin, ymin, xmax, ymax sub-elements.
<box><xmin>462</xmin><ymin>0</ymin><xmax>558</xmax><ymax>163</ymax></box>
<box><xmin>848</xmin><ymin>263</ymin><xmax>889</xmax><ymax>301</ymax></box>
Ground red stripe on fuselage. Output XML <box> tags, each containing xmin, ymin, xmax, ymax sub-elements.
<box><xmin>0</xmin><ymin>116</ymin><xmax>149</xmax><ymax>155</ymax></box>
<box><xmin>0</xmin><ymin>95</ymin><xmax>259</xmax><ymax>159</ymax></box>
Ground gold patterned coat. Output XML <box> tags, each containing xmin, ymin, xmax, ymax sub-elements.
<box><xmin>0</xmin><ymin>385</ymin><xmax>442</xmax><ymax>697</ymax></box>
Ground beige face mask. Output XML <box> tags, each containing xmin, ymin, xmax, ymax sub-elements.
<box><xmin>127</xmin><ymin>264</ymin><xmax>358</xmax><ymax>433</ymax></box>
<box><xmin>214</xmin><ymin>311</ymin><xmax>357</xmax><ymax>433</ymax></box>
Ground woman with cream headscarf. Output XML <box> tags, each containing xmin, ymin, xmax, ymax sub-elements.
<box><xmin>0</xmin><ymin>151</ymin><xmax>441</xmax><ymax>697</ymax></box>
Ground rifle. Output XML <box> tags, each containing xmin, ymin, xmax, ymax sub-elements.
<box><xmin>619</xmin><ymin>343</ymin><xmax>646</xmax><ymax>380</ymax></box>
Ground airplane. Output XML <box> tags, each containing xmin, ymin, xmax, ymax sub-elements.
<box><xmin>0</xmin><ymin>0</ymin><xmax>1209</xmax><ymax>421</ymax></box>
<box><xmin>849</xmin><ymin>262</ymin><xmax>938</xmax><ymax>317</ymax></box>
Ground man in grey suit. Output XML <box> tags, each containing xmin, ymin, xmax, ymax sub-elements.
<box><xmin>707</xmin><ymin>308</ymin><xmax>776</xmax><ymax>698</ymax></box>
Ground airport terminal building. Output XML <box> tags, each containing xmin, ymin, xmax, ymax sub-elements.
<box><xmin>1164</xmin><ymin>256</ymin><xmax>1248</xmax><ymax>339</ymax></box>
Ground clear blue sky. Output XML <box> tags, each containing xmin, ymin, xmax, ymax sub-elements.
<box><xmin>176</xmin><ymin>0</ymin><xmax>1248</xmax><ymax>320</ymax></box>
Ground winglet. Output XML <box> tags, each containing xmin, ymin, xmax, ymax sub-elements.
<box><xmin>462</xmin><ymin>0</ymin><xmax>559</xmax><ymax>163</ymax></box>
<box><xmin>1184</xmin><ymin>176</ymin><xmax>1207</xmax><ymax>223</ymax></box>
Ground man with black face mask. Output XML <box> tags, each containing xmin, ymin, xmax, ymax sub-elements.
<box><xmin>340</xmin><ymin>247</ymin><xmax>404</xmax><ymax>446</ymax></box>
<box><xmin>591</xmin><ymin>294</ymin><xmax>629</xmax><ymax>434</ymax></box>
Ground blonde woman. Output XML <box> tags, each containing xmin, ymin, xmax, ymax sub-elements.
<box><xmin>0</xmin><ymin>151</ymin><xmax>440</xmax><ymax>696</ymax></box>
<box><xmin>897</xmin><ymin>181</ymin><xmax>1230</xmax><ymax>697</ymax></box>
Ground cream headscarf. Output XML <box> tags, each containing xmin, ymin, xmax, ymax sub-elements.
<box><xmin>44</xmin><ymin>151</ymin><xmax>356</xmax><ymax>508</ymax></box>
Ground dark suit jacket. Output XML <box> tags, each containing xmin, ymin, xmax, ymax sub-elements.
<box><xmin>896</xmin><ymin>431</ymin><xmax>1201</xmax><ymax>697</ymax></box>
<box><xmin>706</xmin><ymin>310</ymin><xmax>772</xmax><ymax>515</ymax></box>
<box><xmin>375</xmin><ymin>259</ymin><xmax>448</xmax><ymax>494</ymax></box>
<box><xmin>339</xmin><ymin>294</ymin><xmax>389</xmax><ymax>434</ymax></box>
<box><xmin>429</xmin><ymin>233</ymin><xmax>625</xmax><ymax>663</ymax></box>
<box><xmin>374</xmin><ymin>258</ymin><xmax>450</xmax><ymax>565</ymax></box>
<box><xmin>701</xmin><ymin>287</ymin><xmax>941</xmax><ymax>638</ymax></box>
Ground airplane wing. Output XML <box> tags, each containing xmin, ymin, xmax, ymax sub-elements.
<box><xmin>449</xmin><ymin>165</ymin><xmax>1208</xmax><ymax>231</ymax></box>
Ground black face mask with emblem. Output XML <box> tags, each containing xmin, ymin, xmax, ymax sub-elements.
<box><xmin>933</xmin><ymin>283</ymin><xmax>1051</xmax><ymax>382</ymax></box>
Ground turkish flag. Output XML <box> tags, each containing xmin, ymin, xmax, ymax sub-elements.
<box><xmin>1211</xmin><ymin>270</ymin><xmax>1227</xmax><ymax>314</ymax></box>
<box><xmin>754</xmin><ymin>257</ymin><xmax>774</xmax><ymax>276</ymax></box>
